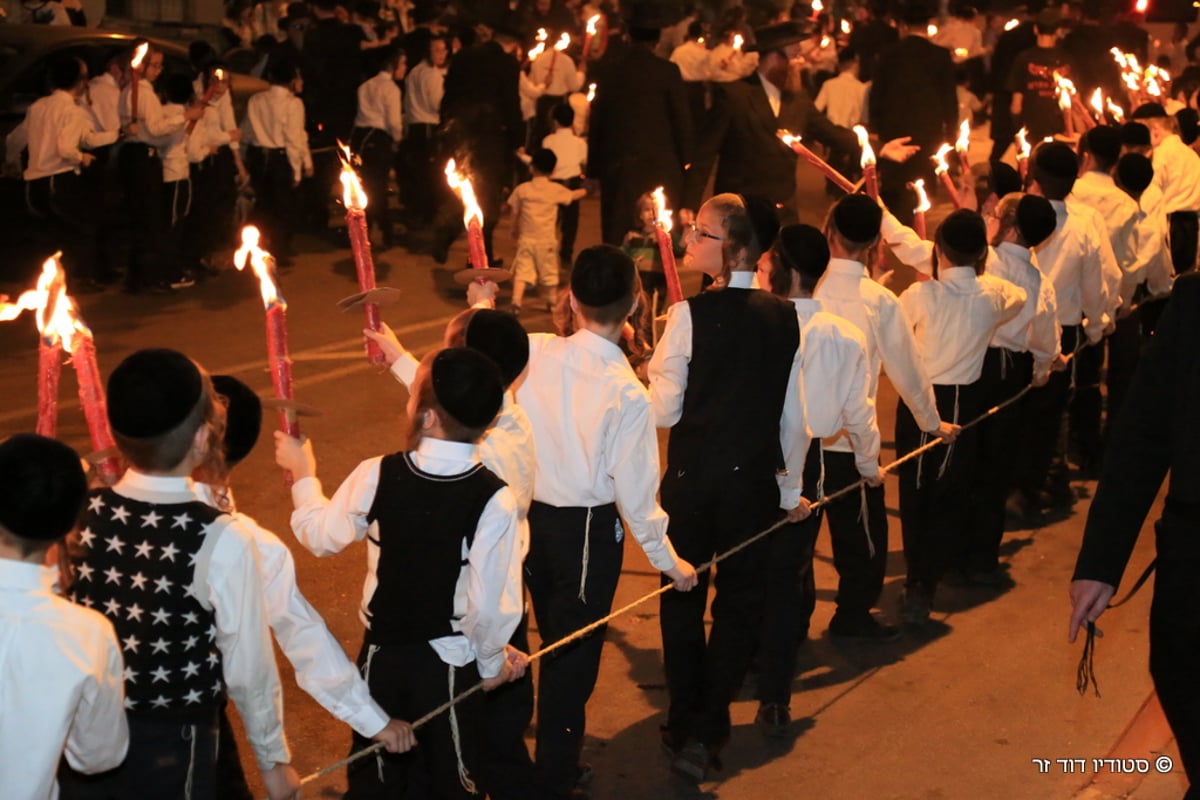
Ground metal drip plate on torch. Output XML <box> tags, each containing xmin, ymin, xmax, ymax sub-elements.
<box><xmin>83</xmin><ymin>447</ymin><xmax>119</xmax><ymax>466</ymax></box>
<box><xmin>453</xmin><ymin>267</ymin><xmax>513</xmax><ymax>285</ymax></box>
<box><xmin>262</xmin><ymin>398</ymin><xmax>324</xmax><ymax>417</ymax></box>
<box><xmin>336</xmin><ymin>287</ymin><xmax>404</xmax><ymax>310</ymax></box>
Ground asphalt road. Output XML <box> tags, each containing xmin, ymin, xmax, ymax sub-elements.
<box><xmin>0</xmin><ymin>156</ymin><xmax>1185</xmax><ymax>799</ymax></box>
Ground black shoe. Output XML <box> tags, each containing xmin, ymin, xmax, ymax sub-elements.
<box><xmin>575</xmin><ymin>762</ymin><xmax>593</xmax><ymax>787</ymax></box>
<box><xmin>168</xmin><ymin>275</ymin><xmax>196</xmax><ymax>290</ymax></box>
<box><xmin>659</xmin><ymin>725</ymin><xmax>684</xmax><ymax>759</ymax></box>
<box><xmin>671</xmin><ymin>741</ymin><xmax>720</xmax><ymax>783</ymax></box>
<box><xmin>899</xmin><ymin>590</ymin><xmax>931</xmax><ymax>627</ymax></box>
<box><xmin>755</xmin><ymin>703</ymin><xmax>791</xmax><ymax>739</ymax></box>
<box><xmin>965</xmin><ymin>566</ymin><xmax>1008</xmax><ymax>587</ymax></box>
<box><xmin>829</xmin><ymin>614</ymin><xmax>902</xmax><ymax>642</ymax></box>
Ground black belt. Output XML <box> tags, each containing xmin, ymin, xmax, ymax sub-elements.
<box><xmin>251</xmin><ymin>145</ymin><xmax>287</xmax><ymax>155</ymax></box>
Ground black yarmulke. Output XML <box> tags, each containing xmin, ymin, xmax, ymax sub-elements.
<box><xmin>1130</xmin><ymin>102</ymin><xmax>1168</xmax><ymax>120</ymax></box>
<box><xmin>465</xmin><ymin>310</ymin><xmax>530</xmax><ymax>388</ymax></box>
<box><xmin>1116</xmin><ymin>153</ymin><xmax>1154</xmax><ymax>196</ymax></box>
<box><xmin>1083</xmin><ymin>125</ymin><xmax>1122</xmax><ymax>165</ymax></box>
<box><xmin>211</xmin><ymin>375</ymin><xmax>262</xmax><ymax>467</ymax></box>
<box><xmin>937</xmin><ymin>209</ymin><xmax>988</xmax><ymax>258</ymax></box>
<box><xmin>992</xmin><ymin>162</ymin><xmax>1022</xmax><ymax>199</ymax></box>
<box><xmin>571</xmin><ymin>245</ymin><xmax>636</xmax><ymax>308</ymax></box>
<box><xmin>1120</xmin><ymin>121</ymin><xmax>1151</xmax><ymax>147</ymax></box>
<box><xmin>1177</xmin><ymin>108</ymin><xmax>1198</xmax><ymax>145</ymax></box>
<box><xmin>0</xmin><ymin>434</ymin><xmax>87</xmax><ymax>542</ymax></box>
<box><xmin>832</xmin><ymin>194</ymin><xmax>883</xmax><ymax>245</ymax></box>
<box><xmin>743</xmin><ymin>195</ymin><xmax>781</xmax><ymax>254</ymax></box>
<box><xmin>107</xmin><ymin>349</ymin><xmax>204</xmax><ymax>439</ymax></box>
<box><xmin>431</xmin><ymin>348</ymin><xmax>503</xmax><ymax>429</ymax></box>
<box><xmin>1033</xmin><ymin>141</ymin><xmax>1078</xmax><ymax>180</ymax></box>
<box><xmin>1015</xmin><ymin>195</ymin><xmax>1057</xmax><ymax>248</ymax></box>
<box><xmin>749</xmin><ymin>21</ymin><xmax>810</xmax><ymax>53</ymax></box>
<box><xmin>777</xmin><ymin>224</ymin><xmax>831</xmax><ymax>280</ymax></box>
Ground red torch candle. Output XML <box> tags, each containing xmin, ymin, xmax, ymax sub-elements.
<box><xmin>445</xmin><ymin>159</ymin><xmax>489</xmax><ymax>270</ymax></box>
<box><xmin>911</xmin><ymin>179</ymin><xmax>931</xmax><ymax>241</ymax></box>
<box><xmin>129</xmin><ymin>42</ymin><xmax>148</xmax><ymax>123</ymax></box>
<box><xmin>778</xmin><ymin>130</ymin><xmax>856</xmax><ymax>193</ymax></box>
<box><xmin>955</xmin><ymin>119</ymin><xmax>971</xmax><ymax>172</ymax></box>
<box><xmin>584</xmin><ymin>14</ymin><xmax>601</xmax><ymax>60</ymax></box>
<box><xmin>651</xmin><ymin>187</ymin><xmax>683</xmax><ymax>305</ymax></box>
<box><xmin>37</xmin><ymin>340</ymin><xmax>61</xmax><ymax>438</ymax></box>
<box><xmin>932</xmin><ymin>144</ymin><xmax>962</xmax><ymax>209</ymax></box>
<box><xmin>70</xmin><ymin>330</ymin><xmax>121</xmax><ymax>485</ymax></box>
<box><xmin>187</xmin><ymin>67</ymin><xmax>224</xmax><ymax>135</ymax></box>
<box><xmin>1014</xmin><ymin>127</ymin><xmax>1030</xmax><ymax>183</ymax></box>
<box><xmin>854</xmin><ymin>125</ymin><xmax>878</xmax><ymax>200</ymax></box>
<box><xmin>339</xmin><ymin>145</ymin><xmax>385</xmax><ymax>364</ymax></box>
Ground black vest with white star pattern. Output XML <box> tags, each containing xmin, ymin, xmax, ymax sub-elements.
<box><xmin>71</xmin><ymin>489</ymin><xmax>226</xmax><ymax>721</ymax></box>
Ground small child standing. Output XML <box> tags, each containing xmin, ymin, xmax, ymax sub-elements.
<box><xmin>542</xmin><ymin>103</ymin><xmax>588</xmax><ymax>268</ymax></box>
<box><xmin>621</xmin><ymin>191</ymin><xmax>682</xmax><ymax>313</ymax></box>
<box><xmin>955</xmin><ymin>66</ymin><xmax>985</xmax><ymax>129</ymax></box>
<box><xmin>160</xmin><ymin>74</ymin><xmax>198</xmax><ymax>288</ymax></box>
<box><xmin>509</xmin><ymin>148</ymin><xmax>587</xmax><ymax>314</ymax></box>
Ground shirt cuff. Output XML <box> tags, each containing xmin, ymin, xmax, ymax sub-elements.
<box><xmin>778</xmin><ymin>486</ymin><xmax>802</xmax><ymax>511</ymax></box>
<box><xmin>389</xmin><ymin>351</ymin><xmax>420</xmax><ymax>387</ymax></box>
<box><xmin>346</xmin><ymin>699</ymin><xmax>391</xmax><ymax>739</ymax></box>
<box><xmin>880</xmin><ymin>211</ymin><xmax>904</xmax><ymax>243</ymax></box>
<box><xmin>642</xmin><ymin>534</ymin><xmax>680</xmax><ymax>573</ymax></box>
<box><xmin>255</xmin><ymin>738</ymin><xmax>292</xmax><ymax>773</ymax></box>
<box><xmin>475</xmin><ymin>647</ymin><xmax>507</xmax><ymax>680</ymax></box>
<box><xmin>291</xmin><ymin>476</ymin><xmax>324</xmax><ymax>509</ymax></box>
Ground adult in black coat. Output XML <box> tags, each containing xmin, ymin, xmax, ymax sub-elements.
<box><xmin>869</xmin><ymin>5</ymin><xmax>957</xmax><ymax>223</ymax></box>
<box><xmin>987</xmin><ymin>14</ymin><xmax>1036</xmax><ymax>162</ymax></box>
<box><xmin>684</xmin><ymin>22</ymin><xmax>859</xmax><ymax>225</ymax></box>
<box><xmin>1070</xmin><ymin>272</ymin><xmax>1200</xmax><ymax>800</ymax></box>
<box><xmin>432</xmin><ymin>20</ymin><xmax>523</xmax><ymax>265</ymax></box>
<box><xmin>848</xmin><ymin>0</ymin><xmax>899</xmax><ymax>83</ymax></box>
<box><xmin>589</xmin><ymin>8</ymin><xmax>693</xmax><ymax>246</ymax></box>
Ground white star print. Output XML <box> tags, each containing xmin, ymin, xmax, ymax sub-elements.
<box><xmin>103</xmin><ymin>566</ymin><xmax>123</xmax><ymax>585</ymax></box>
<box><xmin>103</xmin><ymin>534</ymin><xmax>125</xmax><ymax>555</ymax></box>
<box><xmin>79</xmin><ymin>596</ymin><xmax>94</xmax><ymax>608</ymax></box>
<box><xmin>184</xmin><ymin>689</ymin><xmax>202</xmax><ymax>705</ymax></box>
<box><xmin>78</xmin><ymin>527</ymin><xmax>95</xmax><ymax>547</ymax></box>
<box><xmin>110</xmin><ymin>505</ymin><xmax>130</xmax><ymax>524</ymax></box>
<box><xmin>211</xmin><ymin>680</ymin><xmax>223</xmax><ymax>697</ymax></box>
<box><xmin>140</xmin><ymin>511</ymin><xmax>163</xmax><ymax>528</ymax></box>
<box><xmin>207</xmin><ymin>652</ymin><xmax>219</xmax><ymax>667</ymax></box>
<box><xmin>181</xmin><ymin>661</ymin><xmax>200</xmax><ymax>678</ymax></box>
<box><xmin>151</xmin><ymin>608</ymin><xmax>171</xmax><ymax>625</ymax></box>
<box><xmin>88</xmin><ymin>495</ymin><xmax>105</xmax><ymax>513</ymax></box>
<box><xmin>150</xmin><ymin>695</ymin><xmax>169</xmax><ymax>709</ymax></box>
<box><xmin>76</xmin><ymin>563</ymin><xmax>93</xmax><ymax>582</ymax></box>
<box><xmin>124</xmin><ymin>697</ymin><xmax>137</xmax><ymax>710</ymax></box>
<box><xmin>134</xmin><ymin>540</ymin><xmax>154</xmax><ymax>559</ymax></box>
<box><xmin>153</xmin><ymin>575</ymin><xmax>173</xmax><ymax>594</ymax></box>
<box><xmin>130</xmin><ymin>571</ymin><xmax>148</xmax><ymax>590</ymax></box>
<box><xmin>150</xmin><ymin>638</ymin><xmax>170</xmax><ymax>655</ymax></box>
<box><xmin>123</xmin><ymin>666</ymin><xmax>138</xmax><ymax>684</ymax></box>
<box><xmin>207</xmin><ymin>624</ymin><xmax>217</xmax><ymax>641</ymax></box>
<box><xmin>151</xmin><ymin>666</ymin><xmax>171</xmax><ymax>683</ymax></box>
<box><xmin>102</xmin><ymin>598</ymin><xmax>121</xmax><ymax>616</ymax></box>
<box><xmin>171</xmin><ymin>512</ymin><xmax>193</xmax><ymax>530</ymax></box>
<box><xmin>188</xmin><ymin>551</ymin><xmax>198</xmax><ymax>567</ymax></box>
<box><xmin>182</xmin><ymin>612</ymin><xmax>199</xmax><ymax>625</ymax></box>
<box><xmin>159</xmin><ymin>543</ymin><xmax>180</xmax><ymax>562</ymax></box>
<box><xmin>182</xmin><ymin>635</ymin><xmax>199</xmax><ymax>650</ymax></box>
<box><xmin>121</xmin><ymin>634</ymin><xmax>140</xmax><ymax>653</ymax></box>
<box><xmin>126</xmin><ymin>603</ymin><xmax>144</xmax><ymax>622</ymax></box>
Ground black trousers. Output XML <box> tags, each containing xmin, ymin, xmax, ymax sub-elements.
<box><xmin>758</xmin><ymin>440</ymin><xmax>823</xmax><ymax>706</ymax></box>
<box><xmin>116</xmin><ymin>142</ymin><xmax>166</xmax><ymax>290</ymax></box>
<box><xmin>1104</xmin><ymin>309</ymin><xmax>1142</xmax><ymax>441</ymax></box>
<box><xmin>659</xmin><ymin>466</ymin><xmax>779</xmax><ymax>748</ymax></box>
<box><xmin>25</xmin><ymin>170</ymin><xmax>99</xmax><ymax>283</ymax></box>
<box><xmin>896</xmin><ymin>382</ymin><xmax>984</xmax><ymax>598</ymax></box>
<box><xmin>246</xmin><ymin>147</ymin><xmax>298</xmax><ymax>259</ymax></box>
<box><xmin>1068</xmin><ymin>328</ymin><xmax>1105</xmax><ymax>470</ymax></box>
<box><xmin>553</xmin><ymin>176</ymin><xmax>582</xmax><ymax>265</ymax></box>
<box><xmin>351</xmin><ymin>126</ymin><xmax>395</xmax><ymax>241</ymax></box>
<box><xmin>59</xmin><ymin>714</ymin><xmax>220</xmax><ymax>800</ymax></box>
<box><xmin>1169</xmin><ymin>210</ymin><xmax>1199</xmax><ymax>275</ymax></box>
<box><xmin>525</xmin><ymin>501</ymin><xmax>624</xmax><ymax>800</ymax></box>
<box><xmin>965</xmin><ymin>348</ymin><xmax>1033</xmax><ymax>573</ymax></box>
<box><xmin>988</xmin><ymin>93</ymin><xmax>1016</xmax><ymax>164</ymax></box>
<box><xmin>821</xmin><ymin>449</ymin><xmax>889</xmax><ymax>627</ymax></box>
<box><xmin>1020</xmin><ymin>324</ymin><xmax>1085</xmax><ymax>498</ymax></box>
<box><xmin>161</xmin><ymin>178</ymin><xmax>191</xmax><ymax>281</ymax></box>
<box><xmin>346</xmin><ymin>640</ymin><xmax>483</xmax><ymax>800</ymax></box>
<box><xmin>185</xmin><ymin>147</ymin><xmax>237</xmax><ymax>265</ymax></box>
<box><xmin>400</xmin><ymin>123</ymin><xmax>438</xmax><ymax>224</ymax></box>
<box><xmin>480</xmin><ymin>610</ymin><xmax>535</xmax><ymax>800</ymax></box>
<box><xmin>215</xmin><ymin>701</ymin><xmax>253</xmax><ymax>800</ymax></box>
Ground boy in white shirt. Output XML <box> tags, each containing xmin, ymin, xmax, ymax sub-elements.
<box><xmin>351</xmin><ymin>44</ymin><xmax>406</xmax><ymax>249</ymax></box>
<box><xmin>508</xmin><ymin>148</ymin><xmax>587</xmax><ymax>314</ymax></box>
<box><xmin>0</xmin><ymin>434</ymin><xmax>128</xmax><ymax>800</ymax></box>
<box><xmin>542</xmin><ymin>102</ymin><xmax>588</xmax><ymax>268</ymax></box>
<box><xmin>814</xmin><ymin>47</ymin><xmax>867</xmax><ymax>129</ymax></box>
<box><xmin>159</xmin><ymin>74</ymin><xmax>198</xmax><ymax>290</ymax></box>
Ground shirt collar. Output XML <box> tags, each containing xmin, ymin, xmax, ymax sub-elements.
<box><xmin>939</xmin><ymin>265</ymin><xmax>978</xmax><ymax>282</ymax></box>
<box><xmin>1078</xmin><ymin>171</ymin><xmax>1116</xmax><ymax>189</ymax></box>
<box><xmin>569</xmin><ymin>327</ymin><xmax>626</xmax><ymax>361</ymax></box>
<box><xmin>415</xmin><ymin>436</ymin><xmax>479</xmax><ymax>463</ymax></box>
<box><xmin>757</xmin><ymin>71</ymin><xmax>782</xmax><ymax>102</ymax></box>
<box><xmin>791</xmin><ymin>296</ymin><xmax>822</xmax><ymax>318</ymax></box>
<box><xmin>115</xmin><ymin>469</ymin><xmax>200</xmax><ymax>504</ymax></box>
<box><xmin>728</xmin><ymin>271</ymin><xmax>756</xmax><ymax>289</ymax></box>
<box><xmin>827</xmin><ymin>257</ymin><xmax>868</xmax><ymax>276</ymax></box>
<box><xmin>0</xmin><ymin>559</ymin><xmax>57</xmax><ymax>592</ymax></box>
<box><xmin>995</xmin><ymin>241</ymin><xmax>1031</xmax><ymax>262</ymax></box>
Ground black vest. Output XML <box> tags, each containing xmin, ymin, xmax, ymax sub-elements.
<box><xmin>364</xmin><ymin>453</ymin><xmax>506</xmax><ymax>646</ymax></box>
<box><xmin>70</xmin><ymin>489</ymin><xmax>225</xmax><ymax>720</ymax></box>
<box><xmin>666</xmin><ymin>288</ymin><xmax>801</xmax><ymax>475</ymax></box>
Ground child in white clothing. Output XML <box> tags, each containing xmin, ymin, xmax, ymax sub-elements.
<box><xmin>509</xmin><ymin>148</ymin><xmax>586</xmax><ymax>313</ymax></box>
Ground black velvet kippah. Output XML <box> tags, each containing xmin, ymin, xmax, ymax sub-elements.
<box><xmin>1120</xmin><ymin>121</ymin><xmax>1151</xmax><ymax>147</ymax></box>
<box><xmin>777</xmin><ymin>224</ymin><xmax>831</xmax><ymax>280</ymax></box>
<box><xmin>107</xmin><ymin>349</ymin><xmax>203</xmax><ymax>439</ymax></box>
<box><xmin>938</xmin><ymin>209</ymin><xmax>988</xmax><ymax>258</ymax></box>
<box><xmin>211</xmin><ymin>375</ymin><xmax>262</xmax><ymax>467</ymax></box>
<box><xmin>991</xmin><ymin>162</ymin><xmax>1022</xmax><ymax>199</ymax></box>
<box><xmin>431</xmin><ymin>348</ymin><xmax>503</xmax><ymax>429</ymax></box>
<box><xmin>1015</xmin><ymin>195</ymin><xmax>1057</xmax><ymax>249</ymax></box>
<box><xmin>0</xmin><ymin>434</ymin><xmax>87</xmax><ymax>542</ymax></box>
<box><xmin>832</xmin><ymin>194</ymin><xmax>882</xmax><ymax>245</ymax></box>
<box><xmin>743</xmin><ymin>195</ymin><xmax>781</xmax><ymax>254</ymax></box>
<box><xmin>1116</xmin><ymin>153</ymin><xmax>1154</xmax><ymax>196</ymax></box>
<box><xmin>465</xmin><ymin>310</ymin><xmax>530</xmax><ymax>389</ymax></box>
<box><xmin>1033</xmin><ymin>141</ymin><xmax>1078</xmax><ymax>181</ymax></box>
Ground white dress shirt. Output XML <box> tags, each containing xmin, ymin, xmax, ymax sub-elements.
<box><xmin>516</xmin><ymin>329</ymin><xmax>681</xmax><ymax>572</ymax></box>
<box><xmin>20</xmin><ymin>90</ymin><xmax>118</xmax><ymax>181</ymax></box>
<box><xmin>519</xmin><ymin>71</ymin><xmax>544</xmax><ymax>122</ymax></box>
<box><xmin>670</xmin><ymin>40</ymin><xmax>711</xmax><ymax>82</ymax></box>
<box><xmin>355</xmin><ymin>71</ymin><xmax>404</xmax><ymax>141</ymax></box>
<box><xmin>989</xmin><ymin>241</ymin><xmax>1062</xmax><ymax>380</ymax></box>
<box><xmin>814</xmin><ymin>71</ymin><xmax>867</xmax><ymax>129</ymax></box>
<box><xmin>757</xmin><ymin>71</ymin><xmax>782</xmax><ymax>117</ymax></box>
<box><xmin>1132</xmin><ymin>191</ymin><xmax>1174</xmax><ymax>298</ymax></box>
<box><xmin>814</xmin><ymin>258</ymin><xmax>942</xmax><ymax>449</ymax></box>
<box><xmin>933</xmin><ymin>17</ymin><xmax>985</xmax><ymax>59</ymax></box>
<box><xmin>542</xmin><ymin>127</ymin><xmax>587</xmax><ymax>180</ymax></box>
<box><xmin>898</xmin><ymin>266</ymin><xmax>1026</xmax><ymax>385</ymax></box>
<box><xmin>243</xmin><ymin>85</ymin><xmax>312</xmax><ymax>183</ymax></box>
<box><xmin>510</xmin><ymin>176</ymin><xmax>578</xmax><ymax>242</ymax></box>
<box><xmin>1</xmin><ymin>560</ymin><xmax>128</xmax><ymax>800</ymax></box>
<box><xmin>530</xmin><ymin>50</ymin><xmax>583</xmax><ymax>96</ymax></box>
<box><xmin>391</xmin><ymin>355</ymin><xmax>537</xmax><ymax>558</ymax></box>
<box><xmin>404</xmin><ymin>61</ymin><xmax>446</xmax><ymax>126</ymax></box>
<box><xmin>118</xmin><ymin>79</ymin><xmax>186</xmax><ymax>145</ymax></box>
<box><xmin>708</xmin><ymin>44</ymin><xmax>758</xmax><ymax>83</ymax></box>
<box><xmin>1152</xmin><ymin>133</ymin><xmax>1200</xmax><ymax>214</ymax></box>
<box><xmin>110</xmin><ymin>471</ymin><xmax>290</xmax><ymax>770</ymax></box>
<box><xmin>288</xmin><ymin>438</ymin><xmax>523</xmax><ymax>679</ymax></box>
<box><xmin>649</xmin><ymin>271</ymin><xmax>807</xmax><ymax>508</ymax></box>
<box><xmin>787</xmin><ymin>297</ymin><xmax>881</xmax><ymax>483</ymax></box>
<box><xmin>156</xmin><ymin>102</ymin><xmax>190</xmax><ymax>183</ymax></box>
<box><xmin>1069</xmin><ymin>173</ymin><xmax>1139</xmax><ymax>309</ymax></box>
<box><xmin>87</xmin><ymin>73</ymin><xmax>121</xmax><ymax>133</ymax></box>
<box><xmin>1034</xmin><ymin>199</ymin><xmax>1114</xmax><ymax>343</ymax></box>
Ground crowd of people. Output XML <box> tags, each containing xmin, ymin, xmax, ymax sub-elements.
<box><xmin>4</xmin><ymin>0</ymin><xmax>1200</xmax><ymax>799</ymax></box>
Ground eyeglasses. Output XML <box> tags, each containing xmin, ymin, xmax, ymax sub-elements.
<box><xmin>685</xmin><ymin>224</ymin><xmax>724</xmax><ymax>243</ymax></box>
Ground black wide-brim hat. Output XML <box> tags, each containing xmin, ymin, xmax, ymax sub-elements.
<box><xmin>749</xmin><ymin>21</ymin><xmax>811</xmax><ymax>53</ymax></box>
<box><xmin>625</xmin><ymin>0</ymin><xmax>685</xmax><ymax>32</ymax></box>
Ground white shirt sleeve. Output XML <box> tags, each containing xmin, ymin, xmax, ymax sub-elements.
<box><xmin>284</xmin><ymin>95</ymin><xmax>311</xmax><ymax>182</ymax></box>
<box><xmin>459</xmin><ymin>488</ymin><xmax>523</xmax><ymax>679</ymax></box>
<box><xmin>881</xmin><ymin>211</ymin><xmax>934</xmax><ymax>274</ymax></box>
<box><xmin>140</xmin><ymin>89</ymin><xmax>185</xmax><ymax>138</ymax></box>
<box><xmin>776</xmin><ymin>343</ymin><xmax>807</xmax><ymax>510</ymax></box>
<box><xmin>876</xmin><ymin>295</ymin><xmax>941</xmax><ymax>432</ymax></box>
<box><xmin>647</xmin><ymin>301</ymin><xmax>692</xmax><ymax>428</ymax></box>
<box><xmin>1081</xmin><ymin>223</ymin><xmax>1113</xmax><ymax>343</ymax></box>
<box><xmin>386</xmin><ymin>82</ymin><xmax>404</xmax><ymax>142</ymax></box>
<box><xmin>842</xmin><ymin>345</ymin><xmax>882</xmax><ymax>478</ymax></box>
<box><xmin>63</xmin><ymin>623</ymin><xmax>129</xmax><ymax>774</ymax></box>
<box><xmin>1028</xmin><ymin>281</ymin><xmax>1062</xmax><ymax>380</ymax></box>
<box><xmin>289</xmin><ymin>458</ymin><xmax>382</xmax><ymax>557</ymax></box>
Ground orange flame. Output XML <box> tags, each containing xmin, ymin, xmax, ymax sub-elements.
<box><xmin>812</xmin><ymin>0</ymin><xmax>823</xmax><ymax>11</ymax></box>
<box><xmin>554</xmin><ymin>32</ymin><xmax>571</xmax><ymax>51</ymax></box>
<box><xmin>821</xmin><ymin>36</ymin><xmax>832</xmax><ymax>48</ymax></box>
<box><xmin>213</xmin><ymin>67</ymin><xmax>226</xmax><ymax>82</ymax></box>
<box><xmin>234</xmin><ymin>226</ymin><xmax>284</xmax><ymax>309</ymax></box>
<box><xmin>912</xmin><ymin>179</ymin><xmax>931</xmax><ymax>214</ymax></box>
<box><xmin>954</xmin><ymin>47</ymin><xmax>969</xmax><ymax>59</ymax></box>
<box><xmin>1135</xmin><ymin>0</ymin><xmax>1148</xmax><ymax>12</ymax></box>
<box><xmin>927</xmin><ymin>24</ymin><xmax>938</xmax><ymax>37</ymax></box>
<box><xmin>778</xmin><ymin>129</ymin><xmax>803</xmax><ymax>148</ymax></box>
<box><xmin>651</xmin><ymin>186</ymin><xmax>673</xmax><ymax>233</ymax></box>
<box><xmin>586</xmin><ymin>14</ymin><xmax>601</xmax><ymax>35</ymax></box>
<box><xmin>1106</xmin><ymin>98</ymin><xmax>1125</xmax><ymax>122</ymax></box>
<box><xmin>535</xmin><ymin>28</ymin><xmax>548</xmax><ymax>42</ymax></box>
<box><xmin>1004</xmin><ymin>18</ymin><xmax>1019</xmax><ymax>30</ymax></box>
<box><xmin>854</xmin><ymin>125</ymin><xmax>875</xmax><ymax>168</ymax></box>
<box><xmin>445</xmin><ymin>159</ymin><xmax>484</xmax><ymax>230</ymax></box>
<box><xmin>1090</xmin><ymin>88</ymin><xmax>1104</xmax><ymax>116</ymax></box>
<box><xmin>587</xmin><ymin>82</ymin><xmax>597</xmax><ymax>103</ymax></box>
<box><xmin>840</xmin><ymin>19</ymin><xmax>851</xmax><ymax>34</ymax></box>
<box><xmin>1015</xmin><ymin>127</ymin><xmax>1030</xmax><ymax>160</ymax></box>
<box><xmin>932</xmin><ymin>143</ymin><xmax>953</xmax><ymax>175</ymax></box>
<box><xmin>0</xmin><ymin>254</ymin><xmax>89</xmax><ymax>349</ymax></box>
<box><xmin>1053</xmin><ymin>72</ymin><xmax>1075</xmax><ymax>111</ymax></box>
<box><xmin>130</xmin><ymin>42</ymin><xmax>149</xmax><ymax>71</ymax></box>
<box><xmin>732</xmin><ymin>33</ymin><xmax>744</xmax><ymax>51</ymax></box>
<box><xmin>955</xmin><ymin>119</ymin><xmax>971</xmax><ymax>156</ymax></box>
<box><xmin>528</xmin><ymin>41</ymin><xmax>547</xmax><ymax>60</ymax></box>
<box><xmin>337</xmin><ymin>141</ymin><xmax>368</xmax><ymax>211</ymax></box>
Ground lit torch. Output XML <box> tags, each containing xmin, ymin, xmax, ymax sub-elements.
<box><xmin>911</xmin><ymin>179</ymin><xmax>932</xmax><ymax>242</ymax></box>
<box><xmin>1054</xmin><ymin>72</ymin><xmax>1076</xmax><ymax>137</ymax></box>
<box><xmin>528</xmin><ymin>28</ymin><xmax>548</xmax><ymax>63</ymax></box>
<box><xmin>1004</xmin><ymin>18</ymin><xmax>1019</xmax><ymax>30</ymax></box>
<box><xmin>1106</xmin><ymin>97</ymin><xmax>1125</xmax><ymax>123</ymax></box>
<box><xmin>445</xmin><ymin>159</ymin><xmax>512</xmax><ymax>286</ymax></box>
<box><xmin>932</xmin><ymin>143</ymin><xmax>962</xmax><ymax>208</ymax></box>
<box><xmin>840</xmin><ymin>19</ymin><xmax>851</xmax><ymax>35</ymax></box>
<box><xmin>651</xmin><ymin>187</ymin><xmax>683</xmax><ymax>306</ymax></box>
<box><xmin>732</xmin><ymin>33</ymin><xmax>745</xmax><ymax>52</ymax></box>
<box><xmin>548</xmin><ymin>32</ymin><xmax>570</xmax><ymax>76</ymax></box>
<box><xmin>1014</xmin><ymin>126</ymin><xmax>1030</xmax><ymax>182</ymax></box>
<box><xmin>128</xmin><ymin>42</ymin><xmax>149</xmax><ymax>123</ymax></box>
<box><xmin>811</xmin><ymin>0</ymin><xmax>823</xmax><ymax>18</ymax></box>
<box><xmin>1089</xmin><ymin>88</ymin><xmax>1105</xmax><ymax>123</ymax></box>
<box><xmin>338</xmin><ymin>143</ymin><xmax>385</xmax><ymax>365</ymax></box>
<box><xmin>584</xmin><ymin>14</ymin><xmax>601</xmax><ymax>59</ymax></box>
<box><xmin>854</xmin><ymin>125</ymin><xmax>877</xmax><ymax>199</ymax></box>
<box><xmin>1</xmin><ymin>255</ymin><xmax>68</xmax><ymax>438</ymax></box>
<box><xmin>778</xmin><ymin>129</ymin><xmax>856</xmax><ymax>193</ymax></box>
<box><xmin>187</xmin><ymin>66</ymin><xmax>225</xmax><ymax>134</ymax></box>
<box><xmin>587</xmin><ymin>82</ymin><xmax>597</xmax><ymax>103</ymax></box>
<box><xmin>955</xmin><ymin>119</ymin><xmax>971</xmax><ymax>170</ymax></box>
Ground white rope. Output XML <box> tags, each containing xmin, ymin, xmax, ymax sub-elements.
<box><xmin>448</xmin><ymin>665</ymin><xmax>477</xmax><ymax>794</ymax></box>
<box><xmin>579</xmin><ymin>507</ymin><xmax>593</xmax><ymax>603</ymax></box>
